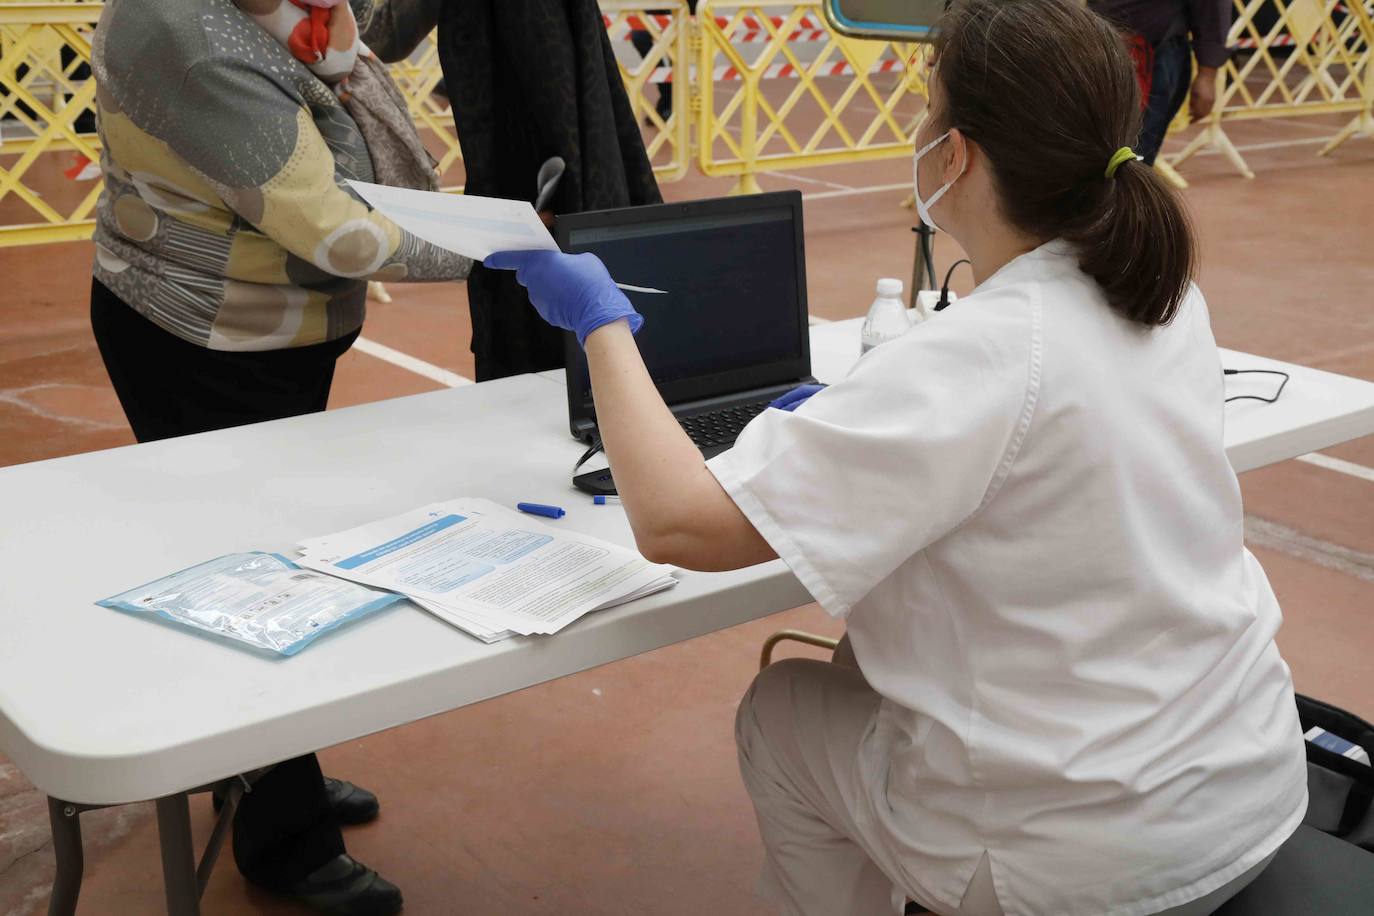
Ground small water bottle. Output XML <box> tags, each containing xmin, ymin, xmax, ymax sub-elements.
<box><xmin>860</xmin><ymin>278</ymin><xmax>911</xmax><ymax>354</ymax></box>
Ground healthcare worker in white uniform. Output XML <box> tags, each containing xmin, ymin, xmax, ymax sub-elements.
<box><xmin>485</xmin><ymin>1</ymin><xmax>1309</xmax><ymax>913</ymax></box>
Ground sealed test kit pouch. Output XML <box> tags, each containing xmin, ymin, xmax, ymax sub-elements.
<box><xmin>1298</xmin><ymin>693</ymin><xmax>1374</xmax><ymax>850</ymax></box>
<box><xmin>98</xmin><ymin>552</ymin><xmax>405</xmax><ymax>656</ymax></box>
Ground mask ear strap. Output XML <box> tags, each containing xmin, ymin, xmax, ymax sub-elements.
<box><xmin>913</xmin><ymin>130</ymin><xmax>950</xmax><ymax>159</ymax></box>
<box><xmin>922</xmin><ymin>134</ymin><xmax>967</xmax><ymax>212</ymax></box>
<box><xmin>923</xmin><ymin>177</ymin><xmax>956</xmax><ymax>212</ymax></box>
<box><xmin>946</xmin><ymin>130</ymin><xmax>969</xmax><ymax>184</ymax></box>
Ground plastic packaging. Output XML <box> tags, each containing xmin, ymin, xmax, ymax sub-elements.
<box><xmin>97</xmin><ymin>552</ymin><xmax>405</xmax><ymax>656</ymax></box>
<box><xmin>860</xmin><ymin>277</ymin><xmax>912</xmax><ymax>354</ymax></box>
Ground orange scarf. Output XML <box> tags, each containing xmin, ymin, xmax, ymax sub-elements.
<box><xmin>286</xmin><ymin>0</ymin><xmax>334</xmax><ymax>66</ymax></box>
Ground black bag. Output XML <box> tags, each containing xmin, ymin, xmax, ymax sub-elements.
<box><xmin>1297</xmin><ymin>693</ymin><xmax>1374</xmax><ymax>850</ymax></box>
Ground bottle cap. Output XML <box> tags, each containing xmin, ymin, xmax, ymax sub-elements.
<box><xmin>876</xmin><ymin>278</ymin><xmax>904</xmax><ymax>298</ymax></box>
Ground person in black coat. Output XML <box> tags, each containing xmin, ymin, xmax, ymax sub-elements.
<box><xmin>437</xmin><ymin>0</ymin><xmax>663</xmax><ymax>381</ymax></box>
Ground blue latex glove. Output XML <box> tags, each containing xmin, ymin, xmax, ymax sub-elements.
<box><xmin>484</xmin><ymin>250</ymin><xmax>643</xmax><ymax>347</ymax></box>
<box><xmin>768</xmin><ymin>383</ymin><xmax>826</xmax><ymax>412</ymax></box>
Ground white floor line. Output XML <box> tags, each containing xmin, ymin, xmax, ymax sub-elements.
<box><xmin>1264</xmin><ymin>117</ymin><xmax>1345</xmax><ymax>134</ymax></box>
<box><xmin>1159</xmin><ymin>130</ymin><xmax>1329</xmax><ymax>158</ymax></box>
<box><xmin>765</xmin><ymin>170</ymin><xmax>855</xmax><ymax>191</ymax></box>
<box><xmin>781</xmin><ymin>134</ymin><xmax>1322</xmax><ymax>180</ymax></box>
<box><xmin>802</xmin><ymin>181</ymin><xmax>912</xmax><ymax>201</ymax></box>
<box><xmin>1303</xmin><ymin>339</ymin><xmax>1374</xmax><ymax>367</ymax></box>
<box><xmin>1245</xmin><ymin>515</ymin><xmax>1374</xmax><ymax>585</ymax></box>
<box><xmin>352</xmin><ymin>336</ymin><xmax>473</xmax><ymax>388</ymax></box>
<box><xmin>850</xmin><ymin>103</ymin><xmax>926</xmax><ymax>120</ymax></box>
<box><xmin>1297</xmin><ymin>452</ymin><xmax>1374</xmax><ymax>484</ymax></box>
<box><xmin>1194</xmin><ymin>135</ymin><xmax>1326</xmax><ymax>156</ymax></box>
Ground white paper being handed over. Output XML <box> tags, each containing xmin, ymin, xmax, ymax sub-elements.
<box><xmin>295</xmin><ymin>498</ymin><xmax>676</xmax><ymax>639</ymax></box>
<box><xmin>347</xmin><ymin>181</ymin><xmax>558</xmax><ymax>262</ymax></box>
<box><xmin>347</xmin><ymin>181</ymin><xmax>667</xmax><ymax>294</ymax></box>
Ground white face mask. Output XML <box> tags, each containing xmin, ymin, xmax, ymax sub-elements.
<box><xmin>912</xmin><ymin>131</ymin><xmax>965</xmax><ymax>234</ymax></box>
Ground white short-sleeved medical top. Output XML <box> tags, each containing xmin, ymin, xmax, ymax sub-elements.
<box><xmin>708</xmin><ymin>240</ymin><xmax>1308</xmax><ymax>916</ymax></box>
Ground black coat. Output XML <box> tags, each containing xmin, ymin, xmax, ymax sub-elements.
<box><xmin>437</xmin><ymin>0</ymin><xmax>663</xmax><ymax>381</ymax></box>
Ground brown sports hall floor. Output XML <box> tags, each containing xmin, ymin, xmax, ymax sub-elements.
<box><xmin>2</xmin><ymin>109</ymin><xmax>1373</xmax><ymax>914</ymax></box>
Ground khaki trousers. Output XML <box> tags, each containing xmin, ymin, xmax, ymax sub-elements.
<box><xmin>734</xmin><ymin>657</ymin><xmax>1276</xmax><ymax>916</ymax></box>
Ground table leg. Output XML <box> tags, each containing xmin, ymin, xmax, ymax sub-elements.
<box><xmin>45</xmin><ymin>797</ymin><xmax>84</xmax><ymax>916</ymax></box>
<box><xmin>197</xmin><ymin>779</ymin><xmax>242</xmax><ymax>895</ymax></box>
<box><xmin>155</xmin><ymin>794</ymin><xmax>201</xmax><ymax>916</ymax></box>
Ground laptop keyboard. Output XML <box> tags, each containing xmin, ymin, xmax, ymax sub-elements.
<box><xmin>677</xmin><ymin>397</ymin><xmax>775</xmax><ymax>450</ymax></box>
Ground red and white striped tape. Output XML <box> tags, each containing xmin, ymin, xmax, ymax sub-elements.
<box><xmin>606</xmin><ymin>13</ymin><xmax>674</xmax><ymax>32</ymax></box>
<box><xmin>64</xmin><ymin>154</ymin><xmax>100</xmax><ymax>181</ymax></box>
<box><xmin>642</xmin><ymin>57</ymin><xmax>906</xmax><ymax>85</ymax></box>
<box><xmin>1234</xmin><ymin>34</ymin><xmax>1298</xmax><ymax>50</ymax></box>
<box><xmin>604</xmin><ymin>13</ymin><xmax>828</xmax><ymax>43</ymax></box>
<box><xmin>604</xmin><ymin>10</ymin><xmax>1324</xmax><ymax>55</ymax></box>
<box><xmin>722</xmin><ymin>15</ymin><xmax>826</xmax><ymax>32</ymax></box>
<box><xmin>735</xmin><ymin>29</ymin><xmax>829</xmax><ymax>42</ymax></box>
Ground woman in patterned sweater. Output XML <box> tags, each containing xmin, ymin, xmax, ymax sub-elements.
<box><xmin>90</xmin><ymin>1</ymin><xmax>450</xmax><ymax>913</ymax></box>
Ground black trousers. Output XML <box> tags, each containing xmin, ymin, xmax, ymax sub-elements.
<box><xmin>89</xmin><ymin>280</ymin><xmax>358</xmax><ymax>441</ymax></box>
<box><xmin>90</xmin><ymin>281</ymin><xmax>351</xmax><ymax>888</ymax></box>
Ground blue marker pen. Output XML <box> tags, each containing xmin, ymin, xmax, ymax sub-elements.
<box><xmin>593</xmin><ymin>495</ymin><xmax>622</xmax><ymax>506</ymax></box>
<box><xmin>517</xmin><ymin>502</ymin><xmax>566</xmax><ymax>519</ymax></box>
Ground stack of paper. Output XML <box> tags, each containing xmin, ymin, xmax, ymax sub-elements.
<box><xmin>296</xmin><ymin>499</ymin><xmax>676</xmax><ymax>643</ymax></box>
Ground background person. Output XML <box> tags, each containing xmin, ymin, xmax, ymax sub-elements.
<box><xmin>485</xmin><ymin>1</ymin><xmax>1307</xmax><ymax>913</ymax></box>
<box><xmin>1090</xmin><ymin>0</ymin><xmax>1232</xmax><ymax>164</ymax></box>
<box><xmin>629</xmin><ymin>1</ymin><xmax>699</xmax><ymax>122</ymax></box>
<box><xmin>89</xmin><ymin>0</ymin><xmax>461</xmax><ymax>912</ymax></box>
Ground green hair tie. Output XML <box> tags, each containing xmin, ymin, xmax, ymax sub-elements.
<box><xmin>1105</xmin><ymin>146</ymin><xmax>1142</xmax><ymax>178</ymax></box>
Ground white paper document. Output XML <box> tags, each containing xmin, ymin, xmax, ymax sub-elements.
<box><xmin>296</xmin><ymin>499</ymin><xmax>676</xmax><ymax>642</ymax></box>
<box><xmin>347</xmin><ymin>180</ymin><xmax>558</xmax><ymax>261</ymax></box>
<box><xmin>348</xmin><ymin>180</ymin><xmax>667</xmax><ymax>294</ymax></box>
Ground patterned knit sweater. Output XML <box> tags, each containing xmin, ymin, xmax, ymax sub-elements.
<box><xmin>91</xmin><ymin>0</ymin><xmax>466</xmax><ymax>351</ymax></box>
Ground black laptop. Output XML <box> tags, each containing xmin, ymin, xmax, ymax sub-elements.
<box><xmin>555</xmin><ymin>191</ymin><xmax>815</xmax><ymax>483</ymax></box>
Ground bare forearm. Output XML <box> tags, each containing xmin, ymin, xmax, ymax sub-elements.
<box><xmin>480</xmin><ymin>249</ymin><xmax>774</xmax><ymax>569</ymax></box>
<box><xmin>583</xmin><ymin>322</ymin><xmax>775</xmax><ymax>570</ymax></box>
<box><xmin>584</xmin><ymin>323</ymin><xmax>714</xmax><ymax>548</ymax></box>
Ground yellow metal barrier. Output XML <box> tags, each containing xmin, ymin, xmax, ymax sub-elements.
<box><xmin>1319</xmin><ymin>0</ymin><xmax>1374</xmax><ymax>154</ymax></box>
<box><xmin>1168</xmin><ymin>0</ymin><xmax>1374</xmax><ymax>178</ymax></box>
<box><xmin>386</xmin><ymin>2</ymin><xmax>692</xmax><ymax>191</ymax></box>
<box><xmin>5</xmin><ymin>1</ymin><xmax>1371</xmax><ymax>247</ymax></box>
<box><xmin>0</xmin><ymin>2</ymin><xmax>695</xmax><ymax>246</ymax></box>
<box><xmin>695</xmin><ymin>0</ymin><xmax>930</xmax><ymax>193</ymax></box>
<box><xmin>386</xmin><ymin>3</ymin><xmax>693</xmax><ymax>191</ymax></box>
<box><xmin>0</xmin><ymin>1</ymin><xmax>102</xmax><ymax>246</ymax></box>
<box><xmin>602</xmin><ymin>0</ymin><xmax>693</xmax><ymax>183</ymax></box>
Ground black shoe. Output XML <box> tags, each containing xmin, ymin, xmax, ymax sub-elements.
<box><xmin>288</xmin><ymin>855</ymin><xmax>402</xmax><ymax>916</ymax></box>
<box><xmin>324</xmin><ymin>778</ymin><xmax>381</xmax><ymax>826</ymax></box>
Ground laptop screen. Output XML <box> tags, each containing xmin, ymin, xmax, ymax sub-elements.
<box><xmin>558</xmin><ymin>191</ymin><xmax>810</xmax><ymax>427</ymax></box>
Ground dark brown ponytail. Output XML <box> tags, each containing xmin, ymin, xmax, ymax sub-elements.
<box><xmin>933</xmin><ymin>0</ymin><xmax>1197</xmax><ymax>326</ymax></box>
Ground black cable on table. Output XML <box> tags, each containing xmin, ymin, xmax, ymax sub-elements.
<box><xmin>573</xmin><ymin>436</ymin><xmax>604</xmax><ymax>474</ymax></box>
<box><xmin>1223</xmin><ymin>368</ymin><xmax>1290</xmax><ymax>404</ymax></box>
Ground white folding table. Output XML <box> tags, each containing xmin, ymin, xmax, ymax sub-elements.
<box><xmin>3</xmin><ymin>321</ymin><xmax>1372</xmax><ymax>915</ymax></box>
<box><xmin>805</xmin><ymin>318</ymin><xmax>1374</xmax><ymax>474</ymax></box>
